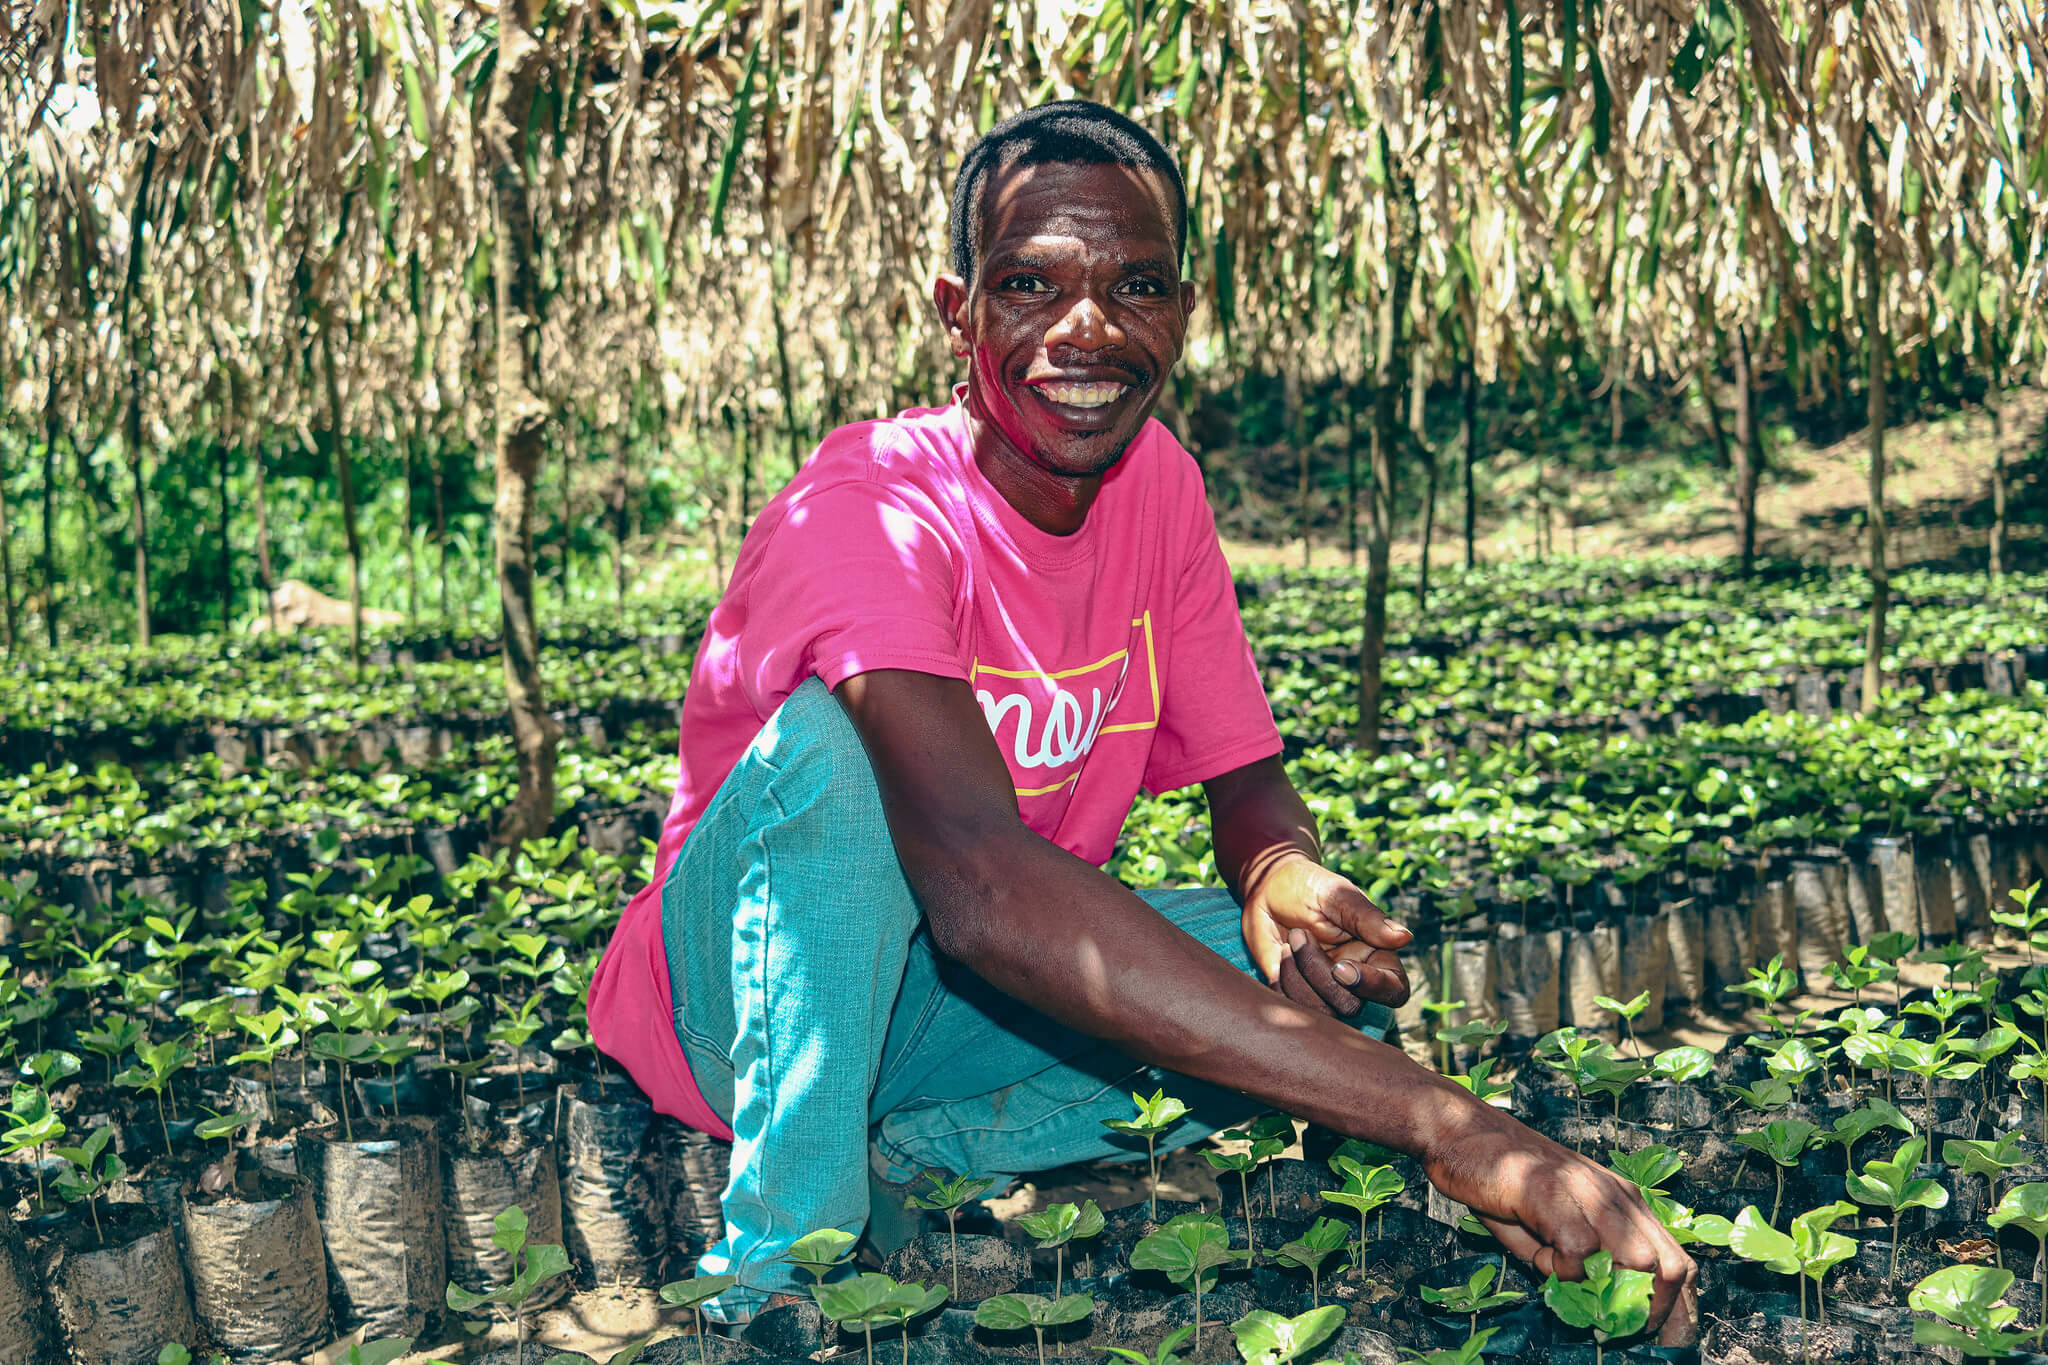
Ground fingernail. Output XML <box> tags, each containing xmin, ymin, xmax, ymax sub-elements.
<box><xmin>1388</xmin><ymin>921</ymin><xmax>1409</xmax><ymax>937</ymax></box>
<box><xmin>1334</xmin><ymin>962</ymin><xmax>1359</xmax><ymax>984</ymax></box>
<box><xmin>1288</xmin><ymin>929</ymin><xmax>1308</xmax><ymax>951</ymax></box>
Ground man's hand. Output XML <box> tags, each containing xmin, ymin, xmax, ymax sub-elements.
<box><xmin>1244</xmin><ymin>854</ymin><xmax>1412</xmax><ymax>1018</ymax></box>
<box><xmin>1423</xmin><ymin>1104</ymin><xmax>1699</xmax><ymax>1346</ymax></box>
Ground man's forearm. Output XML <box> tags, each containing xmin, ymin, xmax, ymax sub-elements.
<box><xmin>915</xmin><ymin>820</ymin><xmax>1483</xmax><ymax>1160</ymax></box>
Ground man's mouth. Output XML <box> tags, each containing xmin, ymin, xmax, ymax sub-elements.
<box><xmin>1034</xmin><ymin>381</ymin><xmax>1129</xmax><ymax>409</ymax></box>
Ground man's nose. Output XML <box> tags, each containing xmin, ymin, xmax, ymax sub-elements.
<box><xmin>1047</xmin><ymin>293</ymin><xmax>1123</xmax><ymax>351</ymax></box>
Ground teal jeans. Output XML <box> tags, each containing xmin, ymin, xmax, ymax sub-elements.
<box><xmin>662</xmin><ymin>679</ymin><xmax>1390</xmax><ymax>1320</ymax></box>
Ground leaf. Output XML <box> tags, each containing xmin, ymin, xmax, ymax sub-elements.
<box><xmin>489</xmin><ymin>1204</ymin><xmax>530</xmax><ymax>1256</ymax></box>
<box><xmin>1908</xmin><ymin>1264</ymin><xmax>2017</xmax><ymax>1325</ymax></box>
<box><xmin>706</xmin><ymin>32</ymin><xmax>764</xmax><ymax>238</ymax></box>
<box><xmin>1990</xmin><ymin>1183</ymin><xmax>2048</xmax><ymax>1238</ymax></box>
<box><xmin>1608</xmin><ymin>1145</ymin><xmax>1683</xmax><ymax>1194</ymax></box>
<box><xmin>659</xmin><ymin>1273</ymin><xmax>737</xmax><ymax>1310</ymax></box>
<box><xmin>1729</xmin><ymin>1206</ymin><xmax>1799</xmax><ymax>1275</ymax></box>
<box><xmin>1130</xmin><ymin>1213</ymin><xmax>1233</xmax><ymax>1293</ymax></box>
<box><xmin>975</xmin><ymin>1294</ymin><xmax>1041</xmax><ymax>1332</ymax></box>
<box><xmin>1232</xmin><ymin>1306</ymin><xmax>1344</xmax><ymax>1365</ymax></box>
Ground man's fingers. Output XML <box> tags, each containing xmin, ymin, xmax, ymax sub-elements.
<box><xmin>1316</xmin><ymin>880</ymin><xmax>1413</xmax><ymax>951</ymax></box>
<box><xmin>1289</xmin><ymin>931</ymin><xmax>1364</xmax><ymax>1016</ymax></box>
<box><xmin>1275</xmin><ymin>949</ymin><xmax>1336</xmax><ymax>1016</ymax></box>
<box><xmin>1325</xmin><ymin>939</ymin><xmax>1410</xmax><ymax>1006</ymax></box>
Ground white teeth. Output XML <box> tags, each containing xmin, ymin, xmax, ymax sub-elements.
<box><xmin>1040</xmin><ymin>382</ymin><xmax>1127</xmax><ymax>408</ymax></box>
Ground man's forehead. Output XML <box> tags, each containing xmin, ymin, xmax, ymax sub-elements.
<box><xmin>977</xmin><ymin>160</ymin><xmax>1177</xmax><ymax>259</ymax></box>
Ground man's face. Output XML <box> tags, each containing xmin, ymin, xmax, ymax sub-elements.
<box><xmin>935</xmin><ymin>159</ymin><xmax>1196</xmax><ymax>483</ymax></box>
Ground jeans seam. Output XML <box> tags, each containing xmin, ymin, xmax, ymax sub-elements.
<box><xmin>723</xmin><ymin>779</ymin><xmax>791</xmax><ymax>1292</ymax></box>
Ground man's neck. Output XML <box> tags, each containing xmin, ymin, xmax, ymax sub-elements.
<box><xmin>962</xmin><ymin>407</ymin><xmax>1103</xmax><ymax>539</ymax></box>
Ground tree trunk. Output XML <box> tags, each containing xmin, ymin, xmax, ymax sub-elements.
<box><xmin>559</xmin><ymin>416</ymin><xmax>575</xmax><ymax>603</ymax></box>
<box><xmin>1990</xmin><ymin>390</ymin><xmax>2010</xmax><ymax>582</ymax></box>
<box><xmin>1860</xmin><ymin>223</ymin><xmax>1888</xmax><ymax>717</ymax></box>
<box><xmin>1732</xmin><ymin>325</ymin><xmax>1761</xmax><ymax>574</ymax></box>
<box><xmin>1345</xmin><ymin>383</ymin><xmax>1359</xmax><ymax>568</ymax></box>
<box><xmin>432</xmin><ymin>437</ymin><xmax>449</xmax><ymax>621</ymax></box>
<box><xmin>1699</xmin><ymin>373</ymin><xmax>1731</xmax><ymax>471</ymax></box>
<box><xmin>1413</xmin><ymin>348</ymin><xmax>1436</xmax><ymax>614</ymax></box>
<box><xmin>1357</xmin><ymin>234</ymin><xmax>1410</xmax><ymax>755</ymax></box>
<box><xmin>251</xmin><ymin>421</ymin><xmax>278</xmax><ymax>633</ymax></box>
<box><xmin>1461</xmin><ymin>346</ymin><xmax>1478</xmax><ymax>569</ymax></box>
<box><xmin>316</xmin><ymin>308</ymin><xmax>364</xmax><ymax>673</ymax></box>
<box><xmin>612</xmin><ymin>419</ymin><xmax>629</xmax><ymax>605</ymax></box>
<box><xmin>125</xmin><ymin>355</ymin><xmax>151</xmax><ymax>648</ymax></box>
<box><xmin>218</xmin><ymin>426</ymin><xmax>233</xmax><ymax>633</ymax></box>
<box><xmin>487</xmin><ymin>0</ymin><xmax>563</xmax><ymax>846</ymax></box>
<box><xmin>402</xmin><ymin>409</ymin><xmax>419</xmax><ymax>622</ymax></box>
<box><xmin>0</xmin><ymin>436</ymin><xmax>16</xmax><ymax>655</ymax></box>
<box><xmin>41</xmin><ymin>372</ymin><xmax>58</xmax><ymax>648</ymax></box>
<box><xmin>1290</xmin><ymin>369</ymin><xmax>1310</xmax><ymax>568</ymax></box>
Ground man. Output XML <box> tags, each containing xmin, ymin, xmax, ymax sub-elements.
<box><xmin>589</xmin><ymin>100</ymin><xmax>1695</xmax><ymax>1335</ymax></box>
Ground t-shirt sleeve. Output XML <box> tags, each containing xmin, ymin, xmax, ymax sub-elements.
<box><xmin>731</xmin><ymin>474</ymin><xmax>969</xmax><ymax>713</ymax></box>
<box><xmin>1142</xmin><ymin>456</ymin><xmax>1282</xmax><ymax>794</ymax></box>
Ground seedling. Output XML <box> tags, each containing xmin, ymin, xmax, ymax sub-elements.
<box><xmin>1754</xmin><ymin>1036</ymin><xmax>1828</xmax><ymax>1092</ymax></box>
<box><xmin>1321</xmin><ymin>1156</ymin><xmax>1406</xmax><ymax>1265</ymax></box>
<box><xmin>1217</xmin><ymin>1114</ymin><xmax>1294</xmax><ymax>1217</ymax></box>
<box><xmin>193</xmin><ymin>1110</ymin><xmax>256</xmax><ymax>1195</ymax></box>
<box><xmin>1537</xmin><ymin>1027</ymin><xmax>1608</xmax><ymax>1139</ymax></box>
<box><xmin>1273</xmin><ymin>1218</ymin><xmax>1349</xmax><ymax>1307</ymax></box>
<box><xmin>1016</xmin><ymin>1199</ymin><xmax>1104</xmax><ymax>1296</ymax></box>
<box><xmin>77</xmin><ymin>1015</ymin><xmax>145</xmax><ymax>1085</ymax></box>
<box><xmin>1230</xmin><ymin>1305</ymin><xmax>1344</xmax><ymax>1365</ymax></box>
<box><xmin>1130</xmin><ymin>1212</ymin><xmax>1234</xmax><ymax>1349</ymax></box>
<box><xmin>113</xmin><ymin>1035</ymin><xmax>197</xmax><ymax>1153</ymax></box>
<box><xmin>1104</xmin><ymin>1324</ymin><xmax>1196</xmax><ymax>1365</ymax></box>
<box><xmin>1732</xmin><ymin>954</ymin><xmax>1799</xmax><ymax>1036</ymax></box>
<box><xmin>1645</xmin><ymin>1195</ymin><xmax>1734</xmax><ymax>1249</ymax></box>
<box><xmin>157</xmin><ymin>1346</ymin><xmax>227</xmax><ymax>1365</ymax></box>
<box><xmin>1650</xmin><ymin>1045</ymin><xmax>1713</xmax><ymax>1085</ymax></box>
<box><xmin>1732</xmin><ymin>1120</ymin><xmax>1817</xmax><ymax>1227</ymax></box>
<box><xmin>975</xmin><ymin>1292</ymin><xmax>1095</xmax><ymax>1365</ymax></box>
<box><xmin>1592</xmin><ymin>990</ymin><xmax>1651</xmax><ymax>1057</ymax></box>
<box><xmin>1909</xmin><ymin>1264</ymin><xmax>2048</xmax><ymax>1359</ymax></box>
<box><xmin>1728</xmin><ymin>1201</ymin><xmax>1857</xmax><ymax>1333</ymax></box>
<box><xmin>1887</xmin><ymin>1036</ymin><xmax>1983</xmax><ymax>1139</ymax></box>
<box><xmin>904</xmin><ymin>1171</ymin><xmax>994</xmax><ymax>1300</ymax></box>
<box><xmin>51</xmin><ymin>1121</ymin><xmax>124</xmax><ymax>1244</ymax></box>
<box><xmin>783</xmin><ymin>1227</ymin><xmax>860</xmax><ymax>1285</ymax></box>
<box><xmin>1825</xmin><ymin>942</ymin><xmax>1894</xmax><ymax>1003</ymax></box>
<box><xmin>1540</xmin><ymin>1250</ymin><xmax>1653</xmax><ymax>1365</ymax></box>
<box><xmin>1989</xmin><ymin>1184</ymin><xmax>2048</xmax><ymax>1320</ymax></box>
<box><xmin>1814</xmin><ymin>1098</ymin><xmax>1912</xmax><ymax>1176</ymax></box>
<box><xmin>1720</xmin><ymin>1078</ymin><xmax>1795</xmax><ymax>1115</ymax></box>
<box><xmin>1607</xmin><ymin>1145</ymin><xmax>1683</xmax><ymax>1200</ymax></box>
<box><xmin>444</xmin><ymin>1205</ymin><xmax>572</xmax><ymax>1357</ymax></box>
<box><xmin>1434</xmin><ymin>1018</ymin><xmax>1509</xmax><ymax>1076</ymax></box>
<box><xmin>813</xmin><ymin>1273</ymin><xmax>947</xmax><ymax>1365</ymax></box>
<box><xmin>1946</xmin><ymin>1133</ymin><xmax>2028</xmax><ymax>1263</ymax></box>
<box><xmin>657</xmin><ymin>1273</ymin><xmax>740</xmax><ymax>1365</ymax></box>
<box><xmin>1</xmin><ymin>1083</ymin><xmax>63</xmax><ymax>1205</ymax></box>
<box><xmin>1420</xmin><ymin>1260</ymin><xmax>1525</xmax><ymax>1342</ymax></box>
<box><xmin>304</xmin><ymin>1029</ymin><xmax>383</xmax><ymax>1141</ymax></box>
<box><xmin>1447</xmin><ymin>1058</ymin><xmax>1513</xmax><ymax>1107</ymax></box>
<box><xmin>1993</xmin><ymin>882</ymin><xmax>2046</xmax><ymax>964</ymax></box>
<box><xmin>1103</xmin><ymin>1089</ymin><xmax>1190</xmax><ymax>1219</ymax></box>
<box><xmin>1846</xmin><ymin>1135</ymin><xmax>1950</xmax><ymax>1287</ymax></box>
<box><xmin>1398</xmin><ymin>1327</ymin><xmax>1497</xmax><ymax>1365</ymax></box>
<box><xmin>1580</xmin><ymin>1051</ymin><xmax>1651</xmax><ymax>1119</ymax></box>
<box><xmin>1205</xmin><ymin>1149</ymin><xmax>1264</xmax><ymax>1262</ymax></box>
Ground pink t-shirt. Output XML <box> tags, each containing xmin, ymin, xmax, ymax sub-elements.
<box><xmin>588</xmin><ymin>394</ymin><xmax>1281</xmax><ymax>1137</ymax></box>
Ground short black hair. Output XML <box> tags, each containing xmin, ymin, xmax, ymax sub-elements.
<box><xmin>949</xmin><ymin>100</ymin><xmax>1187</xmax><ymax>284</ymax></box>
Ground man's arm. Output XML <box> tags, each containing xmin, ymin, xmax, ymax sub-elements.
<box><xmin>1205</xmin><ymin>754</ymin><xmax>1411</xmax><ymax>1016</ymax></box>
<box><xmin>834</xmin><ymin>668</ymin><xmax>1695</xmax><ymax>1341</ymax></box>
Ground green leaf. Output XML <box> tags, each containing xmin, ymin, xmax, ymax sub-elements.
<box><xmin>489</xmin><ymin>1204</ymin><xmax>530</xmax><ymax>1257</ymax></box>
<box><xmin>1130</xmin><ymin>1213</ymin><xmax>1234</xmax><ymax>1294</ymax></box>
<box><xmin>659</xmin><ymin>1274</ymin><xmax>739</xmax><ymax>1309</ymax></box>
<box><xmin>1729</xmin><ymin>1206</ymin><xmax>1799</xmax><ymax>1275</ymax></box>
<box><xmin>1231</xmin><ymin>1305</ymin><xmax>1344</xmax><ymax>1365</ymax></box>
<box><xmin>1989</xmin><ymin>1182</ymin><xmax>2048</xmax><ymax>1239</ymax></box>
<box><xmin>706</xmin><ymin>32</ymin><xmax>765</xmax><ymax>238</ymax></box>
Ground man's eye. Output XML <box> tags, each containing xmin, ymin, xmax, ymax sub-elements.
<box><xmin>997</xmin><ymin>275</ymin><xmax>1049</xmax><ymax>293</ymax></box>
<box><xmin>1120</xmin><ymin>277</ymin><xmax>1167</xmax><ymax>296</ymax></box>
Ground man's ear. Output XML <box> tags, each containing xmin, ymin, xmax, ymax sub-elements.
<box><xmin>933</xmin><ymin>273</ymin><xmax>971</xmax><ymax>357</ymax></box>
<box><xmin>1179</xmin><ymin>278</ymin><xmax>1197</xmax><ymax>321</ymax></box>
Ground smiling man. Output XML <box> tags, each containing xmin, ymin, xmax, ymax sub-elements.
<box><xmin>589</xmin><ymin>101</ymin><xmax>1695</xmax><ymax>1334</ymax></box>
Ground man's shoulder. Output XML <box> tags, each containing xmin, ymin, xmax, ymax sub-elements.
<box><xmin>801</xmin><ymin>405</ymin><xmax>963</xmax><ymax>492</ymax></box>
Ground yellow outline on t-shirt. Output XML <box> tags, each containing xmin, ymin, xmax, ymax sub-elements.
<box><xmin>969</xmin><ymin>614</ymin><xmax>1159</xmax><ymax>798</ymax></box>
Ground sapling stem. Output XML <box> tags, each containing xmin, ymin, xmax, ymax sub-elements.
<box><xmin>1237</xmin><ymin>1167</ymin><xmax>1256</xmax><ymax>1263</ymax></box>
<box><xmin>1146</xmin><ymin>1133</ymin><xmax>1158</xmax><ymax>1220</ymax></box>
<box><xmin>1032</xmin><ymin>1324</ymin><xmax>1046</xmax><ymax>1365</ymax></box>
<box><xmin>1888</xmin><ymin>1210</ymin><xmax>1901</xmax><ymax>1288</ymax></box>
<box><xmin>947</xmin><ymin>1208</ymin><xmax>959</xmax><ymax>1301</ymax></box>
<box><xmin>156</xmin><ymin>1089</ymin><xmax>170</xmax><ymax>1155</ymax></box>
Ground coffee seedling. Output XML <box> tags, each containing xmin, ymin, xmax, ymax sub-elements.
<box><xmin>1986</xmin><ymin>1183</ymin><xmax>2048</xmax><ymax>1320</ymax></box>
<box><xmin>1732</xmin><ymin>1120</ymin><xmax>1817</xmax><ymax>1228</ymax></box>
<box><xmin>1274</xmin><ymin>1217</ymin><xmax>1349</xmax><ymax>1307</ymax></box>
<box><xmin>1728</xmin><ymin>1201</ymin><xmax>1857</xmax><ymax>1333</ymax></box>
<box><xmin>1</xmin><ymin>1083</ymin><xmax>63</xmax><ymax>1205</ymax></box>
<box><xmin>1434</xmin><ymin>1018</ymin><xmax>1509</xmax><ymax>1077</ymax></box>
<box><xmin>1447</xmin><ymin>1057</ymin><xmax>1513</xmax><ymax>1108</ymax></box>
<box><xmin>1814</xmin><ymin>1098</ymin><xmax>1912</xmax><ymax>1176</ymax></box>
<box><xmin>1104</xmin><ymin>1089</ymin><xmax>1191</xmax><ymax>1219</ymax></box>
<box><xmin>1846</xmin><ymin>1135</ymin><xmax>1950</xmax><ymax>1287</ymax></box>
<box><xmin>1908</xmin><ymin>1265</ymin><xmax>2048</xmax><ymax>1359</ymax></box>
<box><xmin>904</xmin><ymin>1171</ymin><xmax>994</xmax><ymax>1300</ymax></box>
<box><xmin>1016</xmin><ymin>1199</ymin><xmax>1104</xmax><ymax>1296</ymax></box>
<box><xmin>157</xmin><ymin>1345</ymin><xmax>227</xmax><ymax>1365</ymax></box>
<box><xmin>52</xmin><ymin>1122</ymin><xmax>124</xmax><ymax>1244</ymax></box>
<box><xmin>1592</xmin><ymin>990</ymin><xmax>1651</xmax><ymax>1058</ymax></box>
<box><xmin>1419</xmin><ymin>1260</ymin><xmax>1525</xmax><ymax>1343</ymax></box>
<box><xmin>783</xmin><ymin>1227</ymin><xmax>859</xmax><ymax>1286</ymax></box>
<box><xmin>1732</xmin><ymin>955</ymin><xmax>1799</xmax><ymax>1036</ymax></box>
<box><xmin>444</xmin><ymin>1205</ymin><xmax>572</xmax><ymax>1357</ymax></box>
<box><xmin>114</xmin><ymin>1035</ymin><xmax>197</xmax><ymax>1153</ymax></box>
<box><xmin>658</xmin><ymin>1273</ymin><xmax>740</xmax><ymax>1365</ymax></box>
<box><xmin>193</xmin><ymin>1110</ymin><xmax>256</xmax><ymax>1195</ymax></box>
<box><xmin>1398</xmin><ymin>1326</ymin><xmax>1497</xmax><ymax>1365</ymax></box>
<box><xmin>1321</xmin><ymin>1155</ymin><xmax>1406</xmax><ymax>1270</ymax></box>
<box><xmin>975</xmin><ymin>1292</ymin><xmax>1095</xmax><ymax>1365</ymax></box>
<box><xmin>1720</xmin><ymin>1078</ymin><xmax>1795</xmax><ymax>1116</ymax></box>
<box><xmin>813</xmin><ymin>1273</ymin><xmax>947</xmax><ymax>1365</ymax></box>
<box><xmin>1230</xmin><ymin>1305</ymin><xmax>1344</xmax><ymax>1365</ymax></box>
<box><xmin>1541</xmin><ymin>1250</ymin><xmax>1653</xmax><ymax>1365</ymax></box>
<box><xmin>1104</xmin><ymin>1324</ymin><xmax>1196</xmax><ymax>1365</ymax></box>
<box><xmin>1130</xmin><ymin>1212</ymin><xmax>1234</xmax><ymax>1349</ymax></box>
<box><xmin>1205</xmin><ymin>1149</ymin><xmax>1264</xmax><ymax>1262</ymax></box>
<box><xmin>1607</xmin><ymin>1145</ymin><xmax>1683</xmax><ymax>1200</ymax></box>
<box><xmin>1946</xmin><ymin>1133</ymin><xmax>2028</xmax><ymax>1264</ymax></box>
